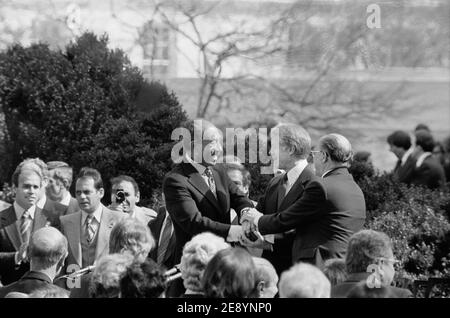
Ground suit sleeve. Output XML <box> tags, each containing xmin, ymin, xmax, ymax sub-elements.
<box><xmin>0</xmin><ymin>251</ymin><xmax>16</xmax><ymax>276</ymax></box>
<box><xmin>258</xmin><ymin>180</ymin><xmax>327</xmax><ymax>235</ymax></box>
<box><xmin>227</xmin><ymin>176</ymin><xmax>254</xmax><ymax>221</ymax></box>
<box><xmin>163</xmin><ymin>174</ymin><xmax>231</xmax><ymax>238</ymax></box>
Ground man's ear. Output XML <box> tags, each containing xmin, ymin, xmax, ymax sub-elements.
<box><xmin>136</xmin><ymin>191</ymin><xmax>140</xmax><ymax>204</ymax></box>
<box><xmin>62</xmin><ymin>178</ymin><xmax>71</xmax><ymax>190</ymax></box>
<box><xmin>98</xmin><ymin>188</ymin><xmax>105</xmax><ymax>199</ymax></box>
<box><xmin>257</xmin><ymin>281</ymin><xmax>265</xmax><ymax>297</ymax></box>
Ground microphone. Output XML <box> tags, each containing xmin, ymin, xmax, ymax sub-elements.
<box><xmin>56</xmin><ymin>265</ymin><xmax>95</xmax><ymax>280</ymax></box>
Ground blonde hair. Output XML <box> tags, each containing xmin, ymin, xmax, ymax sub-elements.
<box><xmin>180</xmin><ymin>232</ymin><xmax>230</xmax><ymax>292</ymax></box>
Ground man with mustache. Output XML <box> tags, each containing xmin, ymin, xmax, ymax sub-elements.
<box><xmin>0</xmin><ymin>161</ymin><xmax>60</xmax><ymax>285</ymax></box>
<box><xmin>59</xmin><ymin>167</ymin><xmax>125</xmax><ymax>289</ymax></box>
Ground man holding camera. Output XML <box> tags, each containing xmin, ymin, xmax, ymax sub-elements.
<box><xmin>109</xmin><ymin>175</ymin><xmax>157</xmax><ymax>226</ymax></box>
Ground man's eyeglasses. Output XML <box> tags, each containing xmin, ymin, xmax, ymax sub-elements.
<box><xmin>310</xmin><ymin>150</ymin><xmax>323</xmax><ymax>157</ymax></box>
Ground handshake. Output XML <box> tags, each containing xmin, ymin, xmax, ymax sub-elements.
<box><xmin>240</xmin><ymin>207</ymin><xmax>263</xmax><ymax>243</ymax></box>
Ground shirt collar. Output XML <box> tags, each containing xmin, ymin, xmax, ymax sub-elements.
<box><xmin>185</xmin><ymin>154</ymin><xmax>208</xmax><ymax>175</ymax></box>
<box><xmin>14</xmin><ymin>201</ymin><xmax>36</xmax><ymax>220</ymax></box>
<box><xmin>286</xmin><ymin>159</ymin><xmax>308</xmax><ymax>186</ymax></box>
<box><xmin>401</xmin><ymin>147</ymin><xmax>414</xmax><ymax>166</ymax></box>
<box><xmin>36</xmin><ymin>194</ymin><xmax>46</xmax><ymax>209</ymax></box>
<box><xmin>416</xmin><ymin>152</ymin><xmax>432</xmax><ymax>168</ymax></box>
<box><xmin>82</xmin><ymin>204</ymin><xmax>103</xmax><ymax>225</ymax></box>
<box><xmin>59</xmin><ymin>192</ymin><xmax>72</xmax><ymax>206</ymax></box>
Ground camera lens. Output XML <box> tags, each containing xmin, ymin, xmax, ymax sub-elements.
<box><xmin>116</xmin><ymin>190</ymin><xmax>125</xmax><ymax>204</ymax></box>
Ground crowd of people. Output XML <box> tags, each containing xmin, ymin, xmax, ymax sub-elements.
<box><xmin>0</xmin><ymin>119</ymin><xmax>448</xmax><ymax>298</ymax></box>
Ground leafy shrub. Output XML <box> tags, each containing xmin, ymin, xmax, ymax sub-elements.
<box><xmin>0</xmin><ymin>32</ymin><xmax>188</xmax><ymax>204</ymax></box>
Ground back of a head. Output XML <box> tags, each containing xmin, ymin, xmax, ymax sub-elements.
<box><xmin>319</xmin><ymin>133</ymin><xmax>353</xmax><ymax>164</ymax></box>
<box><xmin>180</xmin><ymin>232</ymin><xmax>230</xmax><ymax>293</ymax></box>
<box><xmin>414</xmin><ymin>123</ymin><xmax>431</xmax><ymax>133</ymax></box>
<box><xmin>387</xmin><ymin>130</ymin><xmax>411</xmax><ymax>150</ymax></box>
<box><xmin>252</xmin><ymin>257</ymin><xmax>279</xmax><ymax>298</ymax></box>
<box><xmin>415</xmin><ymin>130</ymin><xmax>435</xmax><ymax>152</ymax></box>
<box><xmin>279</xmin><ymin>263</ymin><xmax>331</xmax><ymax>298</ymax></box>
<box><xmin>252</xmin><ymin>257</ymin><xmax>278</xmax><ymax>288</ymax></box>
<box><xmin>29</xmin><ymin>227</ymin><xmax>68</xmax><ymax>270</ymax></box>
<box><xmin>322</xmin><ymin>258</ymin><xmax>347</xmax><ymax>286</ymax></box>
<box><xmin>119</xmin><ymin>258</ymin><xmax>166</xmax><ymax>298</ymax></box>
<box><xmin>202</xmin><ymin>247</ymin><xmax>257</xmax><ymax>298</ymax></box>
<box><xmin>274</xmin><ymin>123</ymin><xmax>311</xmax><ymax>159</ymax></box>
<box><xmin>89</xmin><ymin>253</ymin><xmax>135</xmax><ymax>298</ymax></box>
<box><xmin>346</xmin><ymin>230</ymin><xmax>392</xmax><ymax>274</ymax></box>
<box><xmin>353</xmin><ymin>151</ymin><xmax>371</xmax><ymax>163</ymax></box>
<box><xmin>109</xmin><ymin>218</ymin><xmax>155</xmax><ymax>260</ymax></box>
<box><xmin>347</xmin><ymin>281</ymin><xmax>397</xmax><ymax>298</ymax></box>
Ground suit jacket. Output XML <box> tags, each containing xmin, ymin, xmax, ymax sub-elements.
<box><xmin>411</xmin><ymin>156</ymin><xmax>446</xmax><ymax>189</ymax></box>
<box><xmin>258</xmin><ymin>167</ymin><xmax>366</xmax><ymax>268</ymax></box>
<box><xmin>331</xmin><ymin>273</ymin><xmax>412</xmax><ymax>298</ymax></box>
<box><xmin>163</xmin><ymin>162</ymin><xmax>253</xmax><ymax>264</ymax></box>
<box><xmin>0</xmin><ymin>271</ymin><xmax>68</xmax><ymax>298</ymax></box>
<box><xmin>148</xmin><ymin>206</ymin><xmax>177</xmax><ymax>270</ymax></box>
<box><xmin>255</xmin><ymin>166</ymin><xmax>317</xmax><ymax>274</ymax></box>
<box><xmin>0</xmin><ymin>205</ymin><xmax>60</xmax><ymax>285</ymax></box>
<box><xmin>393</xmin><ymin>155</ymin><xmax>417</xmax><ymax>184</ymax></box>
<box><xmin>60</xmin><ymin>206</ymin><xmax>125</xmax><ymax>270</ymax></box>
<box><xmin>54</xmin><ymin>197</ymin><xmax>80</xmax><ymax>216</ymax></box>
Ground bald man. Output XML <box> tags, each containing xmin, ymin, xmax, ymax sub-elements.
<box><xmin>0</xmin><ymin>227</ymin><xmax>69</xmax><ymax>297</ymax></box>
<box><xmin>242</xmin><ymin>133</ymin><xmax>366</xmax><ymax>268</ymax></box>
<box><xmin>253</xmin><ymin>257</ymin><xmax>279</xmax><ymax>298</ymax></box>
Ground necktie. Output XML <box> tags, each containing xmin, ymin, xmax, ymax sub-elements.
<box><xmin>157</xmin><ymin>215</ymin><xmax>173</xmax><ymax>265</ymax></box>
<box><xmin>277</xmin><ymin>173</ymin><xmax>289</xmax><ymax>209</ymax></box>
<box><xmin>204</xmin><ymin>168</ymin><xmax>217</xmax><ymax>197</ymax></box>
<box><xmin>85</xmin><ymin>215</ymin><xmax>97</xmax><ymax>243</ymax></box>
<box><xmin>20</xmin><ymin>209</ymin><xmax>32</xmax><ymax>244</ymax></box>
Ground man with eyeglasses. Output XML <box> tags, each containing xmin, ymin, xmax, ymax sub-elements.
<box><xmin>241</xmin><ymin>132</ymin><xmax>366</xmax><ymax>270</ymax></box>
<box><xmin>332</xmin><ymin>229</ymin><xmax>412</xmax><ymax>298</ymax></box>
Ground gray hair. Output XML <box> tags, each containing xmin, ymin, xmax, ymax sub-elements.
<box><xmin>319</xmin><ymin>134</ymin><xmax>353</xmax><ymax>163</ymax></box>
<box><xmin>274</xmin><ymin>123</ymin><xmax>311</xmax><ymax>159</ymax></box>
<box><xmin>29</xmin><ymin>227</ymin><xmax>68</xmax><ymax>270</ymax></box>
<box><xmin>180</xmin><ymin>232</ymin><xmax>230</xmax><ymax>292</ymax></box>
<box><xmin>279</xmin><ymin>262</ymin><xmax>330</xmax><ymax>298</ymax></box>
<box><xmin>346</xmin><ymin>230</ymin><xmax>393</xmax><ymax>274</ymax></box>
<box><xmin>109</xmin><ymin>218</ymin><xmax>155</xmax><ymax>259</ymax></box>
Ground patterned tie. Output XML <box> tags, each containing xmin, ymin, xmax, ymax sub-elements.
<box><xmin>204</xmin><ymin>167</ymin><xmax>217</xmax><ymax>197</ymax></box>
<box><xmin>85</xmin><ymin>214</ymin><xmax>97</xmax><ymax>244</ymax></box>
<box><xmin>157</xmin><ymin>215</ymin><xmax>173</xmax><ymax>265</ymax></box>
<box><xmin>20</xmin><ymin>209</ymin><xmax>32</xmax><ymax>244</ymax></box>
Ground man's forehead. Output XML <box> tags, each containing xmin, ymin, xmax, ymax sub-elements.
<box><xmin>112</xmin><ymin>181</ymin><xmax>134</xmax><ymax>191</ymax></box>
<box><xmin>18</xmin><ymin>170</ymin><xmax>42</xmax><ymax>183</ymax></box>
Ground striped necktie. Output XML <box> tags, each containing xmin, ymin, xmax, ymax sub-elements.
<box><xmin>20</xmin><ymin>209</ymin><xmax>32</xmax><ymax>244</ymax></box>
<box><xmin>204</xmin><ymin>167</ymin><xmax>217</xmax><ymax>197</ymax></box>
<box><xmin>85</xmin><ymin>214</ymin><xmax>97</xmax><ymax>243</ymax></box>
<box><xmin>157</xmin><ymin>214</ymin><xmax>173</xmax><ymax>265</ymax></box>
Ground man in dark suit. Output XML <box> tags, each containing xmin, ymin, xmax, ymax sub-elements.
<box><xmin>59</xmin><ymin>167</ymin><xmax>124</xmax><ymax>289</ymax></box>
<box><xmin>46</xmin><ymin>161</ymin><xmax>79</xmax><ymax>216</ymax></box>
<box><xmin>0</xmin><ymin>161</ymin><xmax>61</xmax><ymax>285</ymax></box>
<box><xmin>242</xmin><ymin>133</ymin><xmax>366</xmax><ymax>270</ymax></box>
<box><xmin>149</xmin><ymin>205</ymin><xmax>176</xmax><ymax>270</ymax></box>
<box><xmin>0</xmin><ymin>227</ymin><xmax>69</xmax><ymax>297</ymax></box>
<box><xmin>332</xmin><ymin>230</ymin><xmax>412</xmax><ymax>298</ymax></box>
<box><xmin>387</xmin><ymin>130</ymin><xmax>417</xmax><ymax>183</ymax></box>
<box><xmin>163</xmin><ymin>119</ymin><xmax>253</xmax><ymax>267</ymax></box>
<box><xmin>410</xmin><ymin>130</ymin><xmax>446</xmax><ymax>189</ymax></box>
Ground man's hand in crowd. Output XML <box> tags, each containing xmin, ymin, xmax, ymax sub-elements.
<box><xmin>109</xmin><ymin>202</ymin><xmax>126</xmax><ymax>213</ymax></box>
<box><xmin>227</xmin><ymin>225</ymin><xmax>244</xmax><ymax>242</ymax></box>
<box><xmin>15</xmin><ymin>242</ymin><xmax>29</xmax><ymax>265</ymax></box>
<box><xmin>240</xmin><ymin>208</ymin><xmax>263</xmax><ymax>229</ymax></box>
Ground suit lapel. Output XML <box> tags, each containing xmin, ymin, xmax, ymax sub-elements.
<box><xmin>2</xmin><ymin>206</ymin><xmax>21</xmax><ymax>251</ymax></box>
<box><xmin>279</xmin><ymin>167</ymin><xmax>313</xmax><ymax>211</ymax></box>
<box><xmin>95</xmin><ymin>208</ymin><xmax>115</xmax><ymax>260</ymax></box>
<box><xmin>212</xmin><ymin>168</ymin><xmax>227</xmax><ymax>213</ymax></box>
<box><xmin>33</xmin><ymin>207</ymin><xmax>48</xmax><ymax>232</ymax></box>
<box><xmin>185</xmin><ymin>165</ymin><xmax>222</xmax><ymax>213</ymax></box>
<box><xmin>66</xmin><ymin>213</ymin><xmax>82</xmax><ymax>267</ymax></box>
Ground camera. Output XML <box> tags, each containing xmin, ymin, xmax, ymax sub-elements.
<box><xmin>245</xmin><ymin>230</ymin><xmax>258</xmax><ymax>242</ymax></box>
<box><xmin>115</xmin><ymin>190</ymin><xmax>126</xmax><ymax>204</ymax></box>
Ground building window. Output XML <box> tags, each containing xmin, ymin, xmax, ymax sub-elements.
<box><xmin>139</xmin><ymin>22</ymin><xmax>171</xmax><ymax>79</ymax></box>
